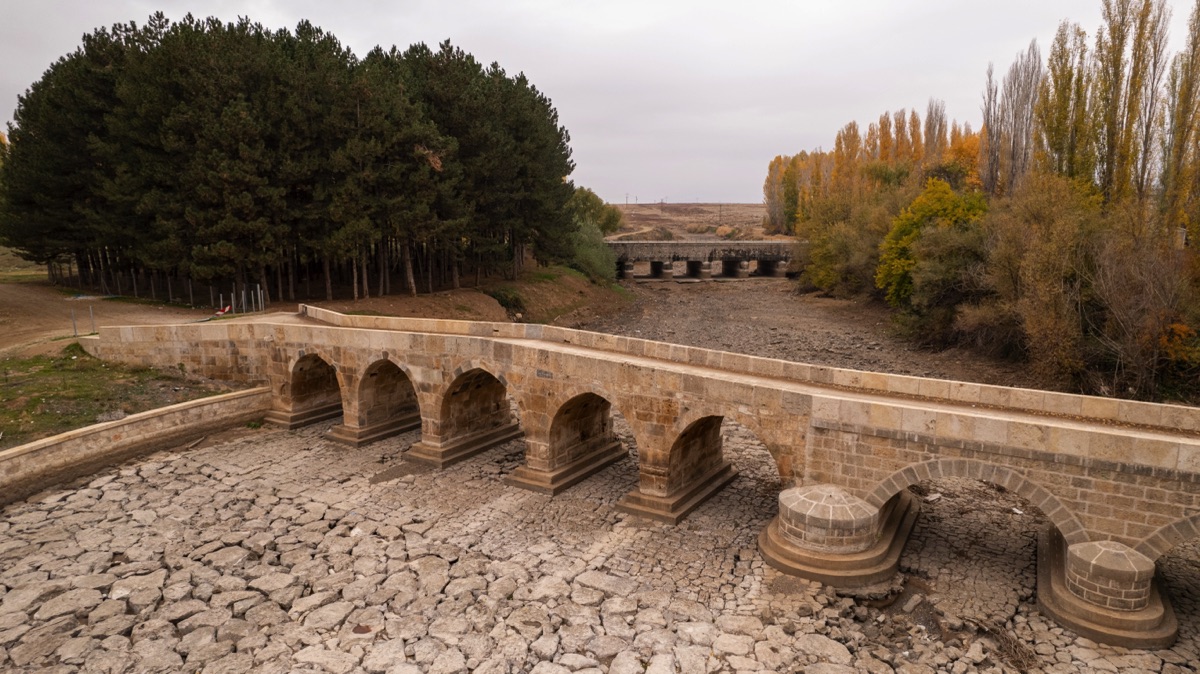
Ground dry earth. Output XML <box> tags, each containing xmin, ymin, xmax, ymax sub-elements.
<box><xmin>577</xmin><ymin>279</ymin><xmax>1041</xmax><ymax>392</ymax></box>
<box><xmin>611</xmin><ymin>204</ymin><xmax>777</xmax><ymax>242</ymax></box>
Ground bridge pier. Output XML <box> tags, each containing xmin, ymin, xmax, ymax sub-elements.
<box><xmin>756</xmin><ymin>260</ymin><xmax>787</xmax><ymax>277</ymax></box>
<box><xmin>758</xmin><ymin>484</ymin><xmax>919</xmax><ymax>587</ymax></box>
<box><xmin>650</xmin><ymin>261</ymin><xmax>675</xmax><ymax>280</ymax></box>
<box><xmin>721</xmin><ymin>260</ymin><xmax>749</xmax><ymax>278</ymax></box>
<box><xmin>506</xmin><ymin>393</ymin><xmax>628</xmax><ymax>495</ymax></box>
<box><xmin>615</xmin><ymin>415</ymin><xmax>738</xmax><ymax>524</ymax></box>
<box><xmin>328</xmin><ymin>411</ymin><xmax>420</xmax><ymax>446</ymax></box>
<box><xmin>684</xmin><ymin>260</ymin><xmax>712</xmax><ymax>279</ymax></box>
<box><xmin>406</xmin><ymin>422</ymin><xmax>523</xmax><ymax>468</ymax></box>
<box><xmin>1038</xmin><ymin>528</ymin><xmax>1177</xmax><ymax>648</ymax></box>
<box><xmin>616</xmin><ymin>261</ymin><xmax>635</xmax><ymax>279</ymax></box>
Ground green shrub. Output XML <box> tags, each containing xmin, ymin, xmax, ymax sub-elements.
<box><xmin>568</xmin><ymin>220</ymin><xmax>616</xmax><ymax>284</ymax></box>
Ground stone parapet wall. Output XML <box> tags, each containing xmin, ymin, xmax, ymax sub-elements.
<box><xmin>300</xmin><ymin>305</ymin><xmax>1200</xmax><ymax>438</ymax></box>
<box><xmin>0</xmin><ymin>387</ymin><xmax>272</xmax><ymax>507</ymax></box>
<box><xmin>608</xmin><ymin>241</ymin><xmax>794</xmax><ymax>262</ymax></box>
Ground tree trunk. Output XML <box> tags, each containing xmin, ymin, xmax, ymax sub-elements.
<box><xmin>288</xmin><ymin>250</ymin><xmax>296</xmax><ymax>301</ymax></box>
<box><xmin>402</xmin><ymin>243</ymin><xmax>417</xmax><ymax>297</ymax></box>
<box><xmin>378</xmin><ymin>241</ymin><xmax>387</xmax><ymax>296</ymax></box>
<box><xmin>323</xmin><ymin>257</ymin><xmax>333</xmax><ymax>301</ymax></box>
<box><xmin>352</xmin><ymin>255</ymin><xmax>359</xmax><ymax>301</ymax></box>
<box><xmin>426</xmin><ymin>247</ymin><xmax>434</xmax><ymax>294</ymax></box>
<box><xmin>259</xmin><ymin>265</ymin><xmax>271</xmax><ymax>306</ymax></box>
<box><xmin>361</xmin><ymin>247</ymin><xmax>370</xmax><ymax>299</ymax></box>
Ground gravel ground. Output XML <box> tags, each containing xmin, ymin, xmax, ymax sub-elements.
<box><xmin>578</xmin><ymin>279</ymin><xmax>1040</xmax><ymax>391</ymax></box>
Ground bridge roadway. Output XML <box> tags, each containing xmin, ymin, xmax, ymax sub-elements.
<box><xmin>84</xmin><ymin>306</ymin><xmax>1200</xmax><ymax>647</ymax></box>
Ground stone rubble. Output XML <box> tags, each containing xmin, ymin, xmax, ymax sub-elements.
<box><xmin>1</xmin><ymin>419</ymin><xmax>1200</xmax><ymax>673</ymax></box>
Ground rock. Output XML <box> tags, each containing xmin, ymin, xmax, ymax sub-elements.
<box><xmin>587</xmin><ymin>634</ymin><xmax>629</xmax><ymax>662</ymax></box>
<box><xmin>558</xmin><ymin>653</ymin><xmax>600</xmax><ymax>670</ymax></box>
<box><xmin>109</xmin><ymin>570</ymin><xmax>167</xmax><ymax>600</ymax></box>
<box><xmin>632</xmin><ymin>629</ymin><xmax>675</xmax><ymax>655</ymax></box>
<box><xmin>157</xmin><ymin>599</ymin><xmax>209</xmax><ymax>623</ymax></box>
<box><xmin>515</xmin><ymin>575</ymin><xmax>571</xmax><ymax>602</ymax></box>
<box><xmin>901</xmin><ymin>594</ymin><xmax>924</xmax><ymax>613</ymax></box>
<box><xmin>293</xmin><ymin>645</ymin><xmax>360</xmax><ymax>674</ymax></box>
<box><xmin>429</xmin><ymin>616</ymin><xmax>470</xmax><ymax>644</ymax></box>
<box><xmin>675</xmin><ymin>622</ymin><xmax>718</xmax><ymax>647</ymax></box>
<box><xmin>132</xmin><ymin>638</ymin><xmax>183</xmax><ymax>671</ymax></box>
<box><xmin>88</xmin><ymin>614</ymin><xmax>138</xmax><ymax>638</ymax></box>
<box><xmin>428</xmin><ymin>646</ymin><xmax>467</xmax><ymax>674</ymax></box>
<box><xmin>645</xmin><ymin>653</ymin><xmax>675</xmax><ymax>674</ymax></box>
<box><xmin>575</xmin><ymin>571</ymin><xmax>638</xmax><ymax>598</ymax></box>
<box><xmin>0</xmin><ymin>580</ymin><xmax>71</xmax><ymax>616</ymax></box>
<box><xmin>531</xmin><ymin>632</ymin><xmax>560</xmax><ymax>659</ymax></box>
<box><xmin>303</xmin><ymin>601</ymin><xmax>355</xmax><ymax>631</ymax></box>
<box><xmin>55</xmin><ymin>635</ymin><xmax>95</xmax><ymax>664</ymax></box>
<box><xmin>965</xmin><ymin>640</ymin><xmax>986</xmax><ymax>664</ymax></box>
<box><xmin>247</xmin><ymin>572</ymin><xmax>296</xmax><ymax>593</ymax></box>
<box><xmin>609</xmin><ymin>650</ymin><xmax>645</xmax><ymax>674</ymax></box>
<box><xmin>9</xmin><ymin>617</ymin><xmax>77</xmax><ymax>666</ymax></box>
<box><xmin>530</xmin><ymin>663</ymin><xmax>572</xmax><ymax>674</ymax></box>
<box><xmin>362</xmin><ymin>639</ymin><xmax>408</xmax><ymax>673</ymax></box>
<box><xmin>804</xmin><ymin>664</ymin><xmax>856</xmax><ymax>674</ymax></box>
<box><xmin>290</xmin><ymin>590</ymin><xmax>337</xmax><ymax>615</ymax></box>
<box><xmin>666</xmin><ymin>599</ymin><xmax>712</xmax><ymax>623</ymax></box>
<box><xmin>204</xmin><ymin>546</ymin><xmax>251</xmax><ymax>569</ymax></box>
<box><xmin>178</xmin><ymin>608</ymin><xmax>232</xmax><ymax>635</ymax></box>
<box><xmin>507</xmin><ymin>604</ymin><xmax>552</xmax><ymax>640</ymax></box>
<box><xmin>795</xmin><ymin>633</ymin><xmax>852</xmax><ymax>664</ymax></box>
<box><xmin>204</xmin><ymin>651</ymin><xmax>255</xmax><ymax>674</ymax></box>
<box><xmin>88</xmin><ymin>600</ymin><xmax>127</xmax><ymax>624</ymax></box>
<box><xmin>410</xmin><ymin>556</ymin><xmax>451</xmax><ymax>595</ymax></box>
<box><xmin>130</xmin><ymin>618</ymin><xmax>175</xmax><ymax>643</ymax></box>
<box><xmin>672</xmin><ymin>645</ymin><xmax>709</xmax><ymax>673</ymax></box>
<box><xmin>33</xmin><ymin>588</ymin><xmax>102</xmax><ymax>620</ymax></box>
<box><xmin>712</xmin><ymin>633</ymin><xmax>753</xmax><ymax>656</ymax></box>
<box><xmin>715</xmin><ymin>614</ymin><xmax>764</xmax><ymax>636</ymax></box>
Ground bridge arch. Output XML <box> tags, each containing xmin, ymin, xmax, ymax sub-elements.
<box><xmin>278</xmin><ymin>351</ymin><xmax>346</xmax><ymax>426</ymax></box>
<box><xmin>434</xmin><ymin>359</ymin><xmax>521</xmax><ymax>444</ymax></box>
<box><xmin>545</xmin><ymin>384</ymin><xmax>645</xmax><ymax>452</ymax></box>
<box><xmin>353</xmin><ymin>357</ymin><xmax>420</xmax><ymax>430</ymax></box>
<box><xmin>866</xmin><ymin>458</ymin><xmax>1087</xmax><ymax>545</ymax></box>
<box><xmin>672</xmin><ymin>405</ymin><xmax>795</xmax><ymax>481</ymax></box>
<box><xmin>1136</xmin><ymin>513</ymin><xmax>1200</xmax><ymax>561</ymax></box>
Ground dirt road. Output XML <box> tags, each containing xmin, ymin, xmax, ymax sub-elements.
<box><xmin>0</xmin><ymin>283</ymin><xmax>211</xmax><ymax>357</ymax></box>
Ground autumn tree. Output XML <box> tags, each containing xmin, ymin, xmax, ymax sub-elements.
<box><xmin>1035</xmin><ymin>21</ymin><xmax>1096</xmax><ymax>181</ymax></box>
<box><xmin>1161</xmin><ymin>0</ymin><xmax>1200</xmax><ymax>235</ymax></box>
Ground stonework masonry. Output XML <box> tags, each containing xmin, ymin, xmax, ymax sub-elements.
<box><xmin>77</xmin><ymin>305</ymin><xmax>1200</xmax><ymax>647</ymax></box>
<box><xmin>609</xmin><ymin>241</ymin><xmax>792</xmax><ymax>279</ymax></box>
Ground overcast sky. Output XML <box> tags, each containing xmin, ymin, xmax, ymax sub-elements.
<box><xmin>1</xmin><ymin>1</ymin><xmax>1195</xmax><ymax>203</ymax></box>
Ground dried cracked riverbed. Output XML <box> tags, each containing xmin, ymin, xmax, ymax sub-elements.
<box><xmin>2</xmin><ymin>417</ymin><xmax>1200</xmax><ymax>674</ymax></box>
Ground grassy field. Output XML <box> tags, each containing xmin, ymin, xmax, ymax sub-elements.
<box><xmin>0</xmin><ymin>343</ymin><xmax>234</xmax><ymax>450</ymax></box>
<box><xmin>0</xmin><ymin>246</ymin><xmax>44</xmax><ymax>283</ymax></box>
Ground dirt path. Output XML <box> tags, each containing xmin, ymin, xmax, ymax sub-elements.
<box><xmin>0</xmin><ymin>283</ymin><xmax>211</xmax><ymax>357</ymax></box>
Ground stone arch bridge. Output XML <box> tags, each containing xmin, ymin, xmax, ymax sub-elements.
<box><xmin>608</xmin><ymin>241</ymin><xmax>793</xmax><ymax>279</ymax></box>
<box><xmin>83</xmin><ymin>305</ymin><xmax>1200</xmax><ymax>648</ymax></box>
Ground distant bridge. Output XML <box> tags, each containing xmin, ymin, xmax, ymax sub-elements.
<box><xmin>607</xmin><ymin>240</ymin><xmax>794</xmax><ymax>279</ymax></box>
<box><xmin>83</xmin><ymin>306</ymin><xmax>1200</xmax><ymax>647</ymax></box>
